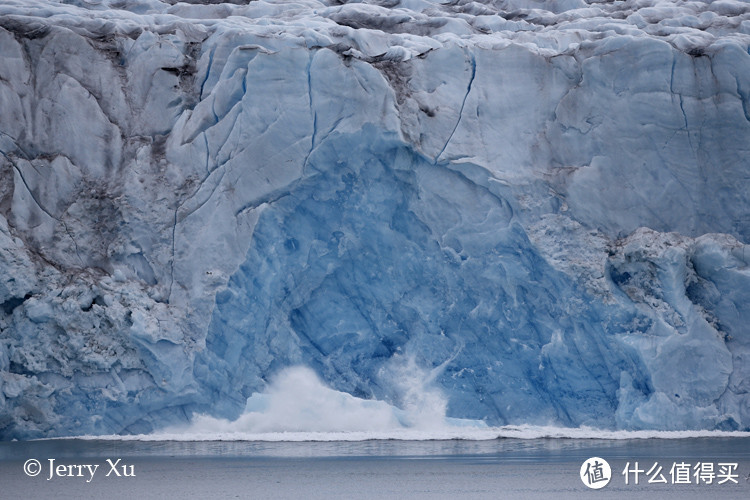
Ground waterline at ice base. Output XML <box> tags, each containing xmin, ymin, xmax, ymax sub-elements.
<box><xmin>106</xmin><ymin>366</ymin><xmax>750</xmax><ymax>442</ymax></box>
<box><xmin>1</xmin><ymin>0</ymin><xmax>749</xmax><ymax>440</ymax></box>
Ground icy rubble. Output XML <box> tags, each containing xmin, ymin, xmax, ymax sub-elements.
<box><xmin>0</xmin><ymin>0</ymin><xmax>749</xmax><ymax>438</ymax></box>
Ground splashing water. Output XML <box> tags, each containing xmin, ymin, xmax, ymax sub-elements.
<box><xmin>155</xmin><ymin>364</ymin><xmax>487</xmax><ymax>439</ymax></box>
<box><xmin>378</xmin><ymin>353</ymin><xmax>456</xmax><ymax>430</ymax></box>
<box><xmin>122</xmin><ymin>365</ymin><xmax>749</xmax><ymax>442</ymax></box>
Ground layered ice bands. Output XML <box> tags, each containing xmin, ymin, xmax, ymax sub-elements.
<box><xmin>0</xmin><ymin>0</ymin><xmax>749</xmax><ymax>439</ymax></box>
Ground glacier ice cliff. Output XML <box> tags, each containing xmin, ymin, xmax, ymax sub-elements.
<box><xmin>0</xmin><ymin>0</ymin><xmax>749</xmax><ymax>438</ymax></box>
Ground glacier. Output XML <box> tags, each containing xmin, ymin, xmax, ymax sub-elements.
<box><xmin>0</xmin><ymin>0</ymin><xmax>749</xmax><ymax>439</ymax></box>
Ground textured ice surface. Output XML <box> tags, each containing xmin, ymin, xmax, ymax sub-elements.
<box><xmin>0</xmin><ymin>0</ymin><xmax>749</xmax><ymax>438</ymax></box>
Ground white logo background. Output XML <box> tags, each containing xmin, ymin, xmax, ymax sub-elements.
<box><xmin>580</xmin><ymin>456</ymin><xmax>612</xmax><ymax>489</ymax></box>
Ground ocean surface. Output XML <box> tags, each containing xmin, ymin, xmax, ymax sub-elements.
<box><xmin>1</xmin><ymin>432</ymin><xmax>749</xmax><ymax>499</ymax></box>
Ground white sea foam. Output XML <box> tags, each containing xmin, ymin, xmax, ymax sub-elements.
<box><xmin>73</xmin><ymin>366</ymin><xmax>750</xmax><ymax>442</ymax></box>
<box><xmin>82</xmin><ymin>427</ymin><xmax>750</xmax><ymax>442</ymax></box>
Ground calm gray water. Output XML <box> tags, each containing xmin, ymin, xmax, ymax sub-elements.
<box><xmin>1</xmin><ymin>438</ymin><xmax>748</xmax><ymax>499</ymax></box>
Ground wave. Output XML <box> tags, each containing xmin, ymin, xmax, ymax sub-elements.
<box><xmin>60</xmin><ymin>366</ymin><xmax>750</xmax><ymax>442</ymax></box>
<box><xmin>74</xmin><ymin>425</ymin><xmax>750</xmax><ymax>442</ymax></box>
